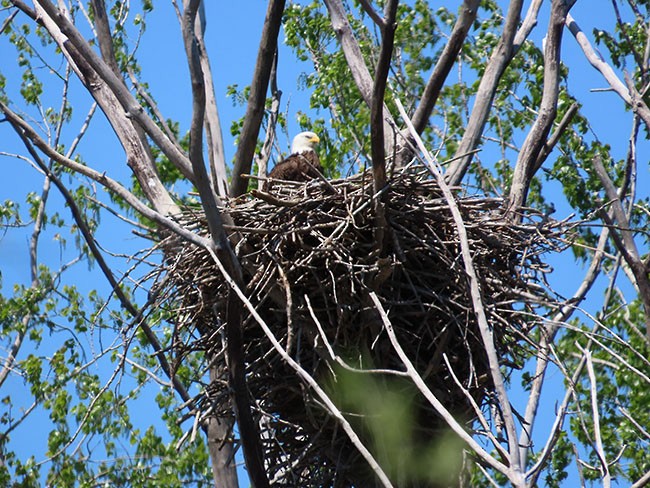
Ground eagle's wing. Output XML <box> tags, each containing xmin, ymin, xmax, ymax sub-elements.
<box><xmin>265</xmin><ymin>151</ymin><xmax>323</xmax><ymax>190</ymax></box>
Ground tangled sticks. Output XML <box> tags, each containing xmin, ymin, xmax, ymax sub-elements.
<box><xmin>156</xmin><ymin>166</ymin><xmax>566</xmax><ymax>486</ymax></box>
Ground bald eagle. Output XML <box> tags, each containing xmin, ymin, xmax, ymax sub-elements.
<box><xmin>265</xmin><ymin>132</ymin><xmax>322</xmax><ymax>189</ymax></box>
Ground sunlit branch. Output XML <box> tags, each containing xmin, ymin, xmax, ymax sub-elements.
<box><xmin>32</xmin><ymin>0</ymin><xmax>196</xmax><ymax>181</ymax></box>
<box><xmin>370</xmin><ymin>0</ymin><xmax>398</xmax><ymax>256</ymax></box>
<box><xmin>410</xmin><ymin>0</ymin><xmax>480</xmax><ymax>135</ymax></box>
<box><xmin>592</xmin><ymin>154</ymin><xmax>650</xmax><ymax>342</ymax></box>
<box><xmin>446</xmin><ymin>0</ymin><xmax>524</xmax><ymax>186</ymax></box>
<box><xmin>230</xmin><ymin>0</ymin><xmax>286</xmax><ymax>198</ymax></box>
<box><xmin>566</xmin><ymin>12</ymin><xmax>650</xmax><ymax>128</ymax></box>
<box><xmin>369</xmin><ymin>292</ymin><xmax>512</xmax><ymax>478</ymax></box>
<box><xmin>580</xmin><ymin>345</ymin><xmax>612</xmax><ymax>487</ymax></box>
<box><xmin>0</xmin><ymin>101</ymin><xmax>209</xmax><ymax>249</ymax></box>
<box><xmin>183</xmin><ymin>1</ymin><xmax>267</xmax><ymax>485</ymax></box>
<box><xmin>509</xmin><ymin>0</ymin><xmax>571</xmax><ymax>215</ymax></box>
<box><xmin>256</xmin><ymin>50</ymin><xmax>281</xmax><ymax>190</ymax></box>
<box><xmin>195</xmin><ymin>3</ymin><xmax>229</xmax><ymax>198</ymax></box>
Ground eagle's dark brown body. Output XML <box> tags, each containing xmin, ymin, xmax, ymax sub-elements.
<box><xmin>264</xmin><ymin>131</ymin><xmax>322</xmax><ymax>190</ymax></box>
<box><xmin>267</xmin><ymin>151</ymin><xmax>323</xmax><ymax>182</ymax></box>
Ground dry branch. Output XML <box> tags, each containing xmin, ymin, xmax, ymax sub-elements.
<box><xmin>508</xmin><ymin>0</ymin><xmax>571</xmax><ymax>215</ymax></box>
<box><xmin>445</xmin><ymin>0</ymin><xmax>525</xmax><ymax>186</ymax></box>
<box><xmin>230</xmin><ymin>0</ymin><xmax>286</xmax><ymax>198</ymax></box>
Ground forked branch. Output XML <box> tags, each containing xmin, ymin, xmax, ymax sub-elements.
<box><xmin>566</xmin><ymin>12</ymin><xmax>650</xmax><ymax>129</ymax></box>
<box><xmin>445</xmin><ymin>0</ymin><xmax>525</xmax><ymax>186</ymax></box>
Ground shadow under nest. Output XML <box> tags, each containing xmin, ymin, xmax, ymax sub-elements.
<box><xmin>156</xmin><ymin>166</ymin><xmax>566</xmax><ymax>487</ymax></box>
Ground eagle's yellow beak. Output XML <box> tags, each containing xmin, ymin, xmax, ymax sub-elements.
<box><xmin>310</xmin><ymin>134</ymin><xmax>320</xmax><ymax>144</ymax></box>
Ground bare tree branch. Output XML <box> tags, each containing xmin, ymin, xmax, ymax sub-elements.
<box><xmin>410</xmin><ymin>0</ymin><xmax>480</xmax><ymax>134</ymax></box>
<box><xmin>0</xmin><ymin>8</ymin><xmax>18</xmax><ymax>33</ymax></box>
<box><xmin>207</xmin><ymin>249</ymin><xmax>394</xmax><ymax>488</ymax></box>
<box><xmin>513</xmin><ymin>0</ymin><xmax>544</xmax><ymax>49</ymax></box>
<box><xmin>580</xmin><ymin>345</ymin><xmax>612</xmax><ymax>487</ymax></box>
<box><xmin>508</xmin><ymin>0</ymin><xmax>572</xmax><ymax>215</ymax></box>
<box><xmin>445</xmin><ymin>0</ymin><xmax>525</xmax><ymax>186</ymax></box>
<box><xmin>358</xmin><ymin>0</ymin><xmax>384</xmax><ymax>28</ymax></box>
<box><xmin>518</xmin><ymin>225</ymin><xmax>609</xmax><ymax>470</ymax></box>
<box><xmin>89</xmin><ymin>0</ymin><xmax>120</xmax><ymax>76</ymax></box>
<box><xmin>323</xmin><ymin>0</ymin><xmax>375</xmax><ymax>109</ymax></box>
<box><xmin>195</xmin><ymin>3</ymin><xmax>229</xmax><ymax>197</ymax></box>
<box><xmin>0</xmin><ymin>100</ymin><xmax>208</xmax><ymax>249</ymax></box>
<box><xmin>369</xmin><ymin>292</ymin><xmax>513</xmax><ymax>480</ymax></box>
<box><xmin>229</xmin><ymin>0</ymin><xmax>286</xmax><ymax>198</ymax></box>
<box><xmin>89</xmin><ymin>0</ymin><xmax>182</xmax><ymax>217</ymax></box>
<box><xmin>182</xmin><ymin>2</ymin><xmax>268</xmax><ymax>485</ymax></box>
<box><xmin>631</xmin><ymin>469</ymin><xmax>650</xmax><ymax>488</ymax></box>
<box><xmin>30</xmin><ymin>0</ymin><xmax>195</xmax><ymax>185</ymax></box>
<box><xmin>566</xmin><ymin>12</ymin><xmax>650</xmax><ymax>128</ymax></box>
<box><xmin>180</xmin><ymin>2</ymin><xmax>248</xmax><ymax>485</ymax></box>
<box><xmin>592</xmin><ymin>154</ymin><xmax>650</xmax><ymax>342</ymax></box>
<box><xmin>256</xmin><ymin>50</ymin><xmax>281</xmax><ymax>190</ymax></box>
<box><xmin>533</xmin><ymin>101</ymin><xmax>579</xmax><ymax>173</ymax></box>
<box><xmin>395</xmin><ymin>98</ymin><xmax>525</xmax><ymax>485</ymax></box>
<box><xmin>370</xmin><ymin>0</ymin><xmax>398</xmax><ymax>255</ymax></box>
<box><xmin>323</xmin><ymin>0</ymin><xmax>397</xmax><ymax>152</ymax></box>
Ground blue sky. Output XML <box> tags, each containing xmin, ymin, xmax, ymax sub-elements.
<box><xmin>1</xmin><ymin>1</ymin><xmax>648</xmax><ymax>486</ymax></box>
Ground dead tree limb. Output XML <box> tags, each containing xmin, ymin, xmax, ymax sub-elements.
<box><xmin>182</xmin><ymin>2</ymin><xmax>268</xmax><ymax>486</ymax></box>
<box><xmin>445</xmin><ymin>0</ymin><xmax>525</xmax><ymax>186</ymax></box>
<box><xmin>396</xmin><ymin>98</ymin><xmax>525</xmax><ymax>485</ymax></box>
<box><xmin>20</xmin><ymin>0</ymin><xmax>182</xmax><ymax>216</ymax></box>
<box><xmin>508</xmin><ymin>0</ymin><xmax>572</xmax><ymax>215</ymax></box>
<box><xmin>196</xmin><ymin>3</ymin><xmax>229</xmax><ymax>197</ymax></box>
<box><xmin>207</xmin><ymin>249</ymin><xmax>394</xmax><ymax>488</ymax></box>
<box><xmin>518</xmin><ymin>225</ymin><xmax>609</xmax><ymax>470</ymax></box>
<box><xmin>532</xmin><ymin>101</ymin><xmax>579</xmax><ymax>173</ymax></box>
<box><xmin>0</xmin><ymin>100</ymin><xmax>205</xmax><ymax>246</ymax></box>
<box><xmin>5</xmin><ymin>111</ymin><xmax>196</xmax><ymax>427</ymax></box>
<box><xmin>256</xmin><ymin>50</ymin><xmax>281</xmax><ymax>190</ymax></box>
<box><xmin>591</xmin><ymin>154</ymin><xmax>650</xmax><ymax>343</ymax></box>
<box><xmin>357</xmin><ymin>0</ymin><xmax>384</xmax><ymax>27</ymax></box>
<box><xmin>323</xmin><ymin>0</ymin><xmax>376</xmax><ymax>108</ymax></box>
<box><xmin>32</xmin><ymin>0</ymin><xmax>195</xmax><ymax>182</ymax></box>
<box><xmin>89</xmin><ymin>0</ymin><xmax>121</xmax><ymax>76</ymax></box>
<box><xmin>323</xmin><ymin>0</ymin><xmax>396</xmax><ymax>152</ymax></box>
<box><xmin>392</xmin><ymin>0</ymin><xmax>480</xmax><ymax>169</ymax></box>
<box><xmin>230</xmin><ymin>0</ymin><xmax>286</xmax><ymax>198</ymax></box>
<box><xmin>410</xmin><ymin>0</ymin><xmax>480</xmax><ymax>135</ymax></box>
<box><xmin>370</xmin><ymin>0</ymin><xmax>398</xmax><ymax>255</ymax></box>
<box><xmin>566</xmin><ymin>12</ymin><xmax>650</xmax><ymax>129</ymax></box>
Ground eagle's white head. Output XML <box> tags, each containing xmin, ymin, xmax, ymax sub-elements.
<box><xmin>291</xmin><ymin>131</ymin><xmax>320</xmax><ymax>154</ymax></box>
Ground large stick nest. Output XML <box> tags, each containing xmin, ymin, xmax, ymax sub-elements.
<box><xmin>155</xmin><ymin>167</ymin><xmax>566</xmax><ymax>487</ymax></box>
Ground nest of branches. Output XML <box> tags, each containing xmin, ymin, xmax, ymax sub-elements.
<box><xmin>155</xmin><ymin>166</ymin><xmax>566</xmax><ymax>487</ymax></box>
